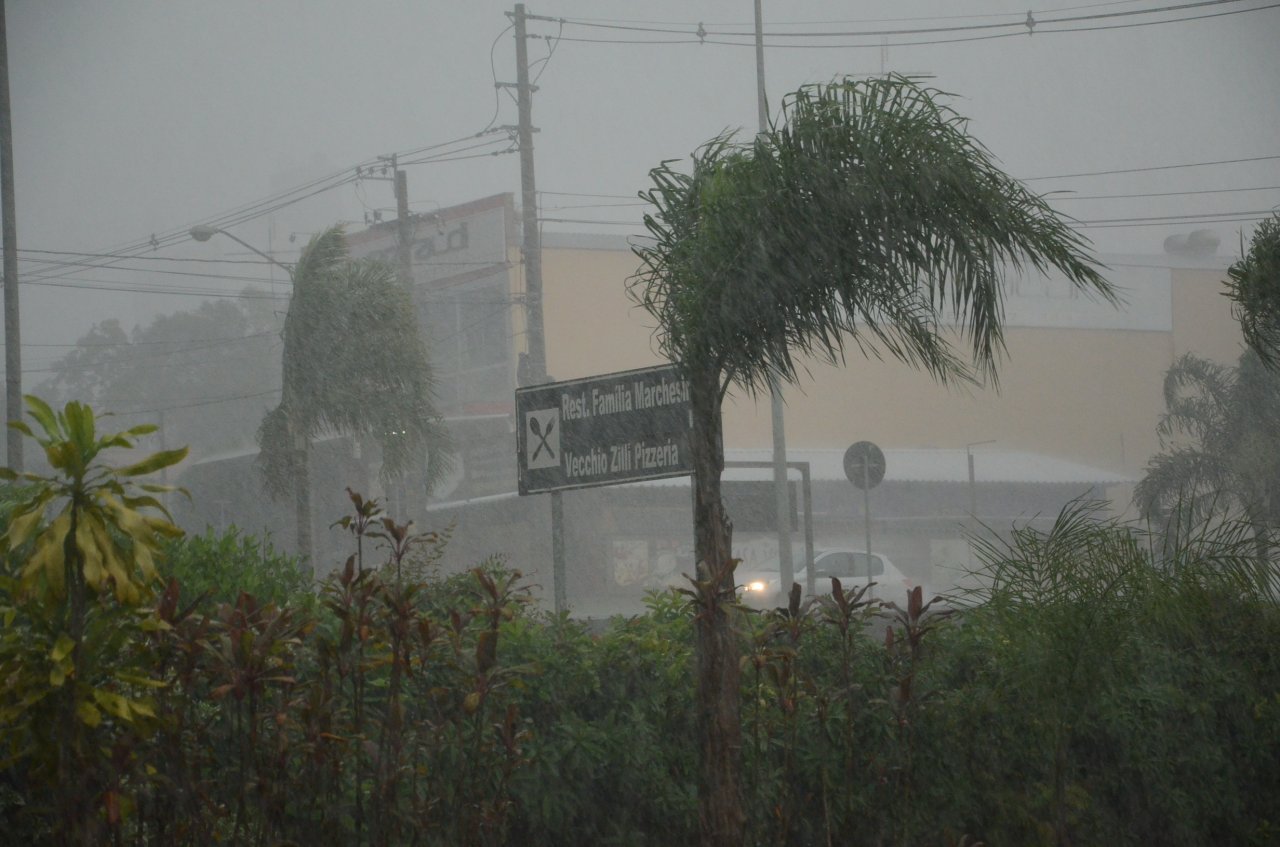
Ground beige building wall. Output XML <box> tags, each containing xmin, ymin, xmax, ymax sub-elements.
<box><xmin>539</xmin><ymin>235</ymin><xmax>1243</xmax><ymax>479</ymax></box>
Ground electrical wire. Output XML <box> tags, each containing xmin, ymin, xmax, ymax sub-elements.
<box><xmin>111</xmin><ymin>388</ymin><xmax>283</xmax><ymax>417</ymax></box>
<box><xmin>20</xmin><ymin>278</ymin><xmax>288</xmax><ymax>300</ymax></box>
<box><xmin>23</xmin><ymin>330</ymin><xmax>277</xmax><ymax>349</ymax></box>
<box><xmin>546</xmin><ymin>0</ymin><xmax>1253</xmax><ymax>38</ymax></box>
<box><xmin>1050</xmin><ymin>184</ymin><xmax>1280</xmax><ymax>200</ymax></box>
<box><xmin>558</xmin><ymin>0</ymin><xmax>1162</xmax><ymax>28</ymax></box>
<box><xmin>1027</xmin><ymin>154</ymin><xmax>1280</xmax><ymax>181</ymax></box>
<box><xmin>27</xmin><ymin>334</ymin><xmax>280</xmax><ymax>376</ymax></box>
<box><xmin>529</xmin><ymin>1</ymin><xmax>1275</xmax><ymax>49</ymax></box>
<box><xmin>540</xmin><ymin>190</ymin><xmax>637</xmax><ymax>199</ymax></box>
<box><xmin>529</xmin><ymin>19</ymin><xmax>564</xmax><ymax>85</ymax></box>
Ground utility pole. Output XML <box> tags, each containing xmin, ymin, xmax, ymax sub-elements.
<box><xmin>0</xmin><ymin>1</ymin><xmax>21</xmax><ymax>471</ymax></box>
<box><xmin>361</xmin><ymin>154</ymin><xmax>418</xmax><ymax>519</ymax></box>
<box><xmin>755</xmin><ymin>0</ymin><xmax>794</xmax><ymax>592</ymax></box>
<box><xmin>512</xmin><ymin>4</ymin><xmax>545</xmax><ymax>381</ymax></box>
<box><xmin>368</xmin><ymin>154</ymin><xmax>415</xmax><ymax>291</ymax></box>
<box><xmin>392</xmin><ymin>157</ymin><xmax>414</xmax><ymax>291</ymax></box>
<box><xmin>508</xmin><ymin>3</ymin><xmax>566</xmax><ymax>614</ymax></box>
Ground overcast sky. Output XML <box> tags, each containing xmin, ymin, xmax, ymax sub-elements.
<box><xmin>6</xmin><ymin>0</ymin><xmax>1279</xmax><ymax>363</ymax></box>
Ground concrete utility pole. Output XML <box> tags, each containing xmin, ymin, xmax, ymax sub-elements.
<box><xmin>0</xmin><ymin>1</ymin><xmax>21</xmax><ymax>471</ymax></box>
<box><xmin>509</xmin><ymin>3</ymin><xmax>566</xmax><ymax>614</ymax></box>
<box><xmin>755</xmin><ymin>0</ymin><xmax>794</xmax><ymax>591</ymax></box>
<box><xmin>512</xmin><ymin>4</ymin><xmax>546</xmax><ymax>382</ymax></box>
<box><xmin>368</xmin><ymin>154</ymin><xmax>415</xmax><ymax>291</ymax></box>
<box><xmin>391</xmin><ymin>156</ymin><xmax>414</xmax><ymax>291</ymax></box>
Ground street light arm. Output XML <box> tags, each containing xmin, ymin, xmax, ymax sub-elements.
<box><xmin>190</xmin><ymin>226</ymin><xmax>294</xmax><ymax>278</ymax></box>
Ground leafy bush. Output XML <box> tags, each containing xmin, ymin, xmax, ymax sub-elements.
<box><xmin>159</xmin><ymin>526</ymin><xmax>311</xmax><ymax>612</ymax></box>
<box><xmin>3</xmin><ymin>475</ymin><xmax>1278</xmax><ymax>846</ymax></box>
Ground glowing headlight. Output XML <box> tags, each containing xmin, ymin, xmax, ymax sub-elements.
<box><xmin>745</xmin><ymin>580</ymin><xmax>767</xmax><ymax>593</ymax></box>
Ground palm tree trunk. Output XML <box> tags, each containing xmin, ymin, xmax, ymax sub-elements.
<box><xmin>688</xmin><ymin>366</ymin><xmax>745</xmax><ymax>847</ymax></box>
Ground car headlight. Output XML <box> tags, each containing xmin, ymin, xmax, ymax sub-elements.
<box><xmin>744</xmin><ymin>580</ymin><xmax>768</xmax><ymax>593</ymax></box>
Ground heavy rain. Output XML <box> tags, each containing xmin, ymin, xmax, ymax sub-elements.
<box><xmin>1</xmin><ymin>2</ymin><xmax>1278</xmax><ymax>844</ymax></box>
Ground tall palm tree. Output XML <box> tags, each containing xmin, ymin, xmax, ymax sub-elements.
<box><xmin>258</xmin><ymin>226</ymin><xmax>449</xmax><ymax>570</ymax></box>
<box><xmin>1224</xmin><ymin>212</ymin><xmax>1280</xmax><ymax>371</ymax></box>
<box><xmin>1135</xmin><ymin>350</ymin><xmax>1280</xmax><ymax>551</ymax></box>
<box><xmin>631</xmin><ymin>75</ymin><xmax>1115</xmax><ymax>847</ymax></box>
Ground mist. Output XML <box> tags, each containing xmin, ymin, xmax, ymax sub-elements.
<box><xmin>0</xmin><ymin>1</ymin><xmax>1274</xmax><ymax>611</ymax></box>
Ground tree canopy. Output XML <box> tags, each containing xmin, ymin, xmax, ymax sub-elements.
<box><xmin>630</xmin><ymin>74</ymin><xmax>1116</xmax><ymax>847</ymax></box>
<box><xmin>257</xmin><ymin>226</ymin><xmax>449</xmax><ymax>499</ymax></box>
<box><xmin>35</xmin><ymin>299</ymin><xmax>279</xmax><ymax>457</ymax></box>
<box><xmin>632</xmin><ymin>75</ymin><xmax>1117</xmax><ymax>397</ymax></box>
<box><xmin>1224</xmin><ymin>212</ymin><xmax>1280</xmax><ymax>371</ymax></box>
<box><xmin>1135</xmin><ymin>349</ymin><xmax>1280</xmax><ymax>547</ymax></box>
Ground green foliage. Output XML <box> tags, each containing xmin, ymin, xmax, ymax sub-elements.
<box><xmin>3</xmin><ymin>481</ymin><xmax>1278</xmax><ymax>845</ymax></box>
<box><xmin>632</xmin><ymin>74</ymin><xmax>1116</xmax><ymax>847</ymax></box>
<box><xmin>258</xmin><ymin>226</ymin><xmax>451</xmax><ymax>499</ymax></box>
<box><xmin>0</xmin><ymin>397</ymin><xmax>187</xmax><ymax>843</ymax></box>
<box><xmin>34</xmin><ymin>300</ymin><xmax>280</xmax><ymax>458</ymax></box>
<box><xmin>159</xmin><ymin>526</ymin><xmax>311</xmax><ymax>612</ymax></box>
<box><xmin>1135</xmin><ymin>350</ymin><xmax>1280</xmax><ymax>561</ymax></box>
<box><xmin>1</xmin><ymin>396</ymin><xmax>187</xmax><ymax>605</ymax></box>
<box><xmin>1225</xmin><ymin>212</ymin><xmax>1280</xmax><ymax>371</ymax></box>
<box><xmin>631</xmin><ymin>74</ymin><xmax>1114</xmax><ymax>394</ymax></box>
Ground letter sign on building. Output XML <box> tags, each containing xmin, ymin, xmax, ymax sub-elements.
<box><xmin>516</xmin><ymin>364</ymin><xmax>694</xmax><ymax>495</ymax></box>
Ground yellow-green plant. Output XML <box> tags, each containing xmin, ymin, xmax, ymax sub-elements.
<box><xmin>2</xmin><ymin>396</ymin><xmax>187</xmax><ymax>605</ymax></box>
<box><xmin>0</xmin><ymin>396</ymin><xmax>186</xmax><ymax>844</ymax></box>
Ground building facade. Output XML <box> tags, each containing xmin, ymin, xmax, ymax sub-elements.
<box><xmin>183</xmin><ymin>193</ymin><xmax>1242</xmax><ymax>609</ymax></box>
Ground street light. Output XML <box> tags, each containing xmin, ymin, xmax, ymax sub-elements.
<box><xmin>189</xmin><ymin>226</ymin><xmax>313</xmax><ymax>570</ymax></box>
<box><xmin>189</xmin><ymin>225</ymin><xmax>294</xmax><ymax>276</ymax></box>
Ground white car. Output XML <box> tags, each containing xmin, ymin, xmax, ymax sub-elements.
<box><xmin>737</xmin><ymin>549</ymin><xmax>918</xmax><ymax>609</ymax></box>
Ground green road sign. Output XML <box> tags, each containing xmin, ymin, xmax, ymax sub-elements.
<box><xmin>516</xmin><ymin>364</ymin><xmax>693</xmax><ymax>495</ymax></box>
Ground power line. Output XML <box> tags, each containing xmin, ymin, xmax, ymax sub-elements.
<box><xmin>19</xmin><ymin>277</ymin><xmax>288</xmax><ymax>300</ymax></box>
<box><xmin>532</xmin><ymin>1</ymin><xmax>1275</xmax><ymax>49</ymax></box>
<box><xmin>23</xmin><ymin>125</ymin><xmax>512</xmax><ymax>289</ymax></box>
<box><xmin>23</xmin><ymin>329</ymin><xmax>276</xmax><ymax>349</ymax></box>
<box><xmin>1028</xmin><ymin>154</ymin><xmax>1280</xmax><ymax>181</ymax></box>
<box><xmin>1078</xmin><ymin>212</ymin><xmax>1272</xmax><ymax>228</ymax></box>
<box><xmin>538</xmin><ymin>217</ymin><xmax>641</xmax><ymax>226</ymax></box>
<box><xmin>553</xmin><ymin>0</ymin><xmax>1180</xmax><ymax>29</ymax></box>
<box><xmin>547</xmin><ymin>0</ymin><xmax>1252</xmax><ymax>36</ymax></box>
<box><xmin>1050</xmin><ymin>184</ymin><xmax>1280</xmax><ymax>200</ymax></box>
<box><xmin>111</xmin><ymin>387</ymin><xmax>283</xmax><ymax>417</ymax></box>
<box><xmin>547</xmin><ymin>0</ymin><xmax>1249</xmax><ymax>35</ymax></box>
<box><xmin>540</xmin><ymin>190</ymin><xmax>637</xmax><ymax>199</ymax></box>
<box><xmin>27</xmin><ymin>333</ymin><xmax>279</xmax><ymax>376</ymax></box>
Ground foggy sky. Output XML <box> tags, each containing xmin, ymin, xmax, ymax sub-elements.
<box><xmin>5</xmin><ymin>0</ymin><xmax>1279</xmax><ymax>363</ymax></box>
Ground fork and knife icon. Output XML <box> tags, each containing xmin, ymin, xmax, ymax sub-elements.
<box><xmin>529</xmin><ymin>414</ymin><xmax>556</xmax><ymax>462</ymax></box>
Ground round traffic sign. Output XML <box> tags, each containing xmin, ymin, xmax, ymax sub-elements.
<box><xmin>843</xmin><ymin>441</ymin><xmax>886</xmax><ymax>490</ymax></box>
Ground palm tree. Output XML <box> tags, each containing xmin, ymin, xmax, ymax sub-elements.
<box><xmin>1135</xmin><ymin>350</ymin><xmax>1280</xmax><ymax>552</ymax></box>
<box><xmin>1224</xmin><ymin>212</ymin><xmax>1280</xmax><ymax>371</ymax></box>
<box><xmin>630</xmin><ymin>75</ymin><xmax>1115</xmax><ymax>847</ymax></box>
<box><xmin>258</xmin><ymin>226</ymin><xmax>449</xmax><ymax>571</ymax></box>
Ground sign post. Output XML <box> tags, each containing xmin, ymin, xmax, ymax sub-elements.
<box><xmin>843</xmin><ymin>441</ymin><xmax>886</xmax><ymax>590</ymax></box>
<box><xmin>516</xmin><ymin>365</ymin><xmax>693</xmax><ymax>609</ymax></box>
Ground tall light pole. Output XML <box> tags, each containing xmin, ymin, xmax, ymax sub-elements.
<box><xmin>754</xmin><ymin>0</ymin><xmax>795</xmax><ymax>593</ymax></box>
<box><xmin>190</xmin><ymin>225</ymin><xmax>314</xmax><ymax>568</ymax></box>
<box><xmin>966</xmin><ymin>439</ymin><xmax>997</xmax><ymax>519</ymax></box>
<box><xmin>1</xmin><ymin>2</ymin><xmax>21</xmax><ymax>471</ymax></box>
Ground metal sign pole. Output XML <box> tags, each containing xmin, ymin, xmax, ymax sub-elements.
<box><xmin>863</xmin><ymin>465</ymin><xmax>872</xmax><ymax>590</ymax></box>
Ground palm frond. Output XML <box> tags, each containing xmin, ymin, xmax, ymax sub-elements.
<box><xmin>629</xmin><ymin>75</ymin><xmax>1114</xmax><ymax>396</ymax></box>
<box><xmin>257</xmin><ymin>228</ymin><xmax>452</xmax><ymax>497</ymax></box>
<box><xmin>1225</xmin><ymin>213</ymin><xmax>1280</xmax><ymax>371</ymax></box>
